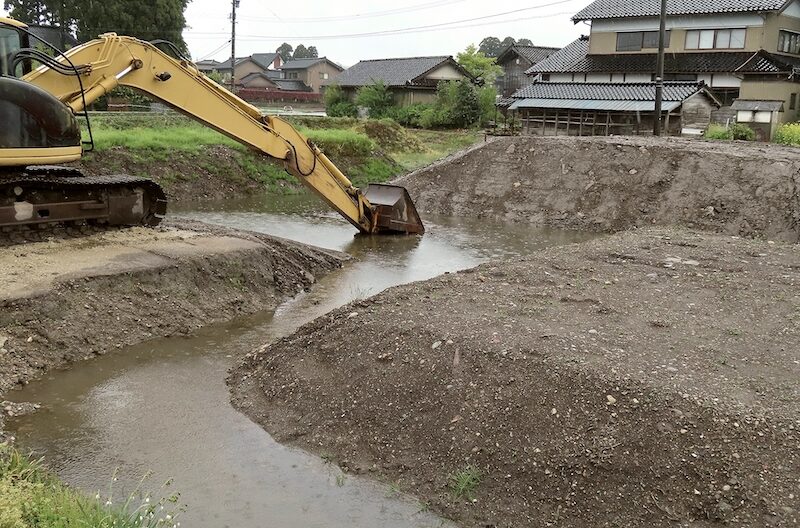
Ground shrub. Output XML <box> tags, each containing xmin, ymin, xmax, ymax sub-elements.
<box><xmin>384</xmin><ymin>103</ymin><xmax>431</xmax><ymax>128</ymax></box>
<box><xmin>774</xmin><ymin>122</ymin><xmax>800</xmax><ymax>145</ymax></box>
<box><xmin>451</xmin><ymin>80</ymin><xmax>482</xmax><ymax>128</ymax></box>
<box><xmin>355</xmin><ymin>81</ymin><xmax>394</xmax><ymax>118</ymax></box>
<box><xmin>705</xmin><ymin>123</ymin><xmax>756</xmax><ymax>141</ymax></box>
<box><xmin>323</xmin><ymin>84</ymin><xmax>357</xmax><ymax>118</ymax></box>
<box><xmin>705</xmin><ymin>124</ymin><xmax>733</xmax><ymax>140</ymax></box>
<box><xmin>303</xmin><ymin>128</ymin><xmax>375</xmax><ymax>157</ymax></box>
<box><xmin>327</xmin><ymin>101</ymin><xmax>358</xmax><ymax>118</ymax></box>
<box><xmin>730</xmin><ymin>123</ymin><xmax>756</xmax><ymax>141</ymax></box>
<box><xmin>478</xmin><ymin>85</ymin><xmax>499</xmax><ymax>126</ymax></box>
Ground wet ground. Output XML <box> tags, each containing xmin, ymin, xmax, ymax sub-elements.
<box><xmin>6</xmin><ymin>194</ymin><xmax>595</xmax><ymax>528</ymax></box>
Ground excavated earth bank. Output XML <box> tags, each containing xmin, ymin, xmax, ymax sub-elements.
<box><xmin>230</xmin><ymin>227</ymin><xmax>799</xmax><ymax>527</ymax></box>
<box><xmin>0</xmin><ymin>220</ymin><xmax>345</xmax><ymax>440</ymax></box>
<box><xmin>394</xmin><ymin>136</ymin><xmax>800</xmax><ymax>242</ymax></box>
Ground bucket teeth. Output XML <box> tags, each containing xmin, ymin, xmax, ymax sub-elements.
<box><xmin>364</xmin><ymin>184</ymin><xmax>425</xmax><ymax>235</ymax></box>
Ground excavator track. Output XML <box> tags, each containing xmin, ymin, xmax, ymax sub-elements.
<box><xmin>1</xmin><ymin>168</ymin><xmax>167</xmax><ymax>245</ymax></box>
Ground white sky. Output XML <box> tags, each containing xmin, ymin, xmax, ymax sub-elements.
<box><xmin>2</xmin><ymin>0</ymin><xmax>591</xmax><ymax>66</ymax></box>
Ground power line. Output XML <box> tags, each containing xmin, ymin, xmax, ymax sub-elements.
<box><xmin>188</xmin><ymin>10</ymin><xmax>573</xmax><ymax>44</ymax></box>
<box><xmin>236</xmin><ymin>0</ymin><xmax>469</xmax><ymax>23</ymax></box>
<box><xmin>197</xmin><ymin>39</ymin><xmax>231</xmax><ymax>61</ymax></box>
<box><xmin>187</xmin><ymin>0</ymin><xmax>577</xmax><ymax>40</ymax></box>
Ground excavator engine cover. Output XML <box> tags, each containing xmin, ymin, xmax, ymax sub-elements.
<box><xmin>364</xmin><ymin>183</ymin><xmax>425</xmax><ymax>235</ymax></box>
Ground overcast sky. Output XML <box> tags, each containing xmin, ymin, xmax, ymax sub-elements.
<box><xmin>2</xmin><ymin>0</ymin><xmax>590</xmax><ymax>65</ymax></box>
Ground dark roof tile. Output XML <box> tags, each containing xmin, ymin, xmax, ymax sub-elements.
<box><xmin>573</xmin><ymin>0</ymin><xmax>788</xmax><ymax>21</ymax></box>
<box><xmin>512</xmin><ymin>80</ymin><xmax>706</xmax><ymax>101</ymax></box>
<box><xmin>334</xmin><ymin>56</ymin><xmax>467</xmax><ymax>87</ymax></box>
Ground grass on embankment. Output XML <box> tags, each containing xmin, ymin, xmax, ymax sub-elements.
<box><xmin>80</xmin><ymin>114</ymin><xmax>481</xmax><ymax>199</ymax></box>
<box><xmin>0</xmin><ymin>444</ymin><xmax>182</xmax><ymax>528</ymax></box>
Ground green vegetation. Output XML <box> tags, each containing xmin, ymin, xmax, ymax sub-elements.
<box><xmin>0</xmin><ymin>444</ymin><xmax>183</xmax><ymax>527</ymax></box>
<box><xmin>704</xmin><ymin>123</ymin><xmax>756</xmax><ymax>141</ymax></box>
<box><xmin>355</xmin><ymin>81</ymin><xmax>394</xmax><ymax>119</ymax></box>
<box><xmin>456</xmin><ymin>44</ymin><xmax>503</xmax><ymax>84</ymax></box>
<box><xmin>774</xmin><ymin>122</ymin><xmax>800</xmax><ymax>146</ymax></box>
<box><xmin>448</xmin><ymin>465</ymin><xmax>482</xmax><ymax>501</ymax></box>
<box><xmin>323</xmin><ymin>84</ymin><xmax>358</xmax><ymax>118</ymax></box>
<box><xmin>81</xmin><ymin>113</ymin><xmax>480</xmax><ymax>195</ymax></box>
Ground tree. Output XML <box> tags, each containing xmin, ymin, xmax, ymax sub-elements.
<box><xmin>457</xmin><ymin>44</ymin><xmax>502</xmax><ymax>84</ymax></box>
<box><xmin>66</xmin><ymin>0</ymin><xmax>189</xmax><ymax>51</ymax></box>
<box><xmin>451</xmin><ymin>80</ymin><xmax>481</xmax><ymax>128</ymax></box>
<box><xmin>499</xmin><ymin>36</ymin><xmax>516</xmax><ymax>52</ymax></box>
<box><xmin>293</xmin><ymin>44</ymin><xmax>308</xmax><ymax>59</ymax></box>
<box><xmin>355</xmin><ymin>80</ymin><xmax>393</xmax><ymax>118</ymax></box>
<box><xmin>478</xmin><ymin>36</ymin><xmax>502</xmax><ymax>58</ymax></box>
<box><xmin>517</xmin><ymin>38</ymin><xmax>534</xmax><ymax>46</ymax></box>
<box><xmin>4</xmin><ymin>0</ymin><xmax>62</xmax><ymax>24</ymax></box>
<box><xmin>307</xmin><ymin>45</ymin><xmax>319</xmax><ymax>58</ymax></box>
<box><xmin>276</xmin><ymin>42</ymin><xmax>293</xmax><ymax>61</ymax></box>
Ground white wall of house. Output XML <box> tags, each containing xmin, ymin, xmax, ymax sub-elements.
<box><xmin>426</xmin><ymin>63</ymin><xmax>466</xmax><ymax>80</ymax></box>
<box><xmin>698</xmin><ymin>74</ymin><xmax>742</xmax><ymax>87</ymax></box>
<box><xmin>591</xmin><ymin>13</ymin><xmax>765</xmax><ymax>33</ymax></box>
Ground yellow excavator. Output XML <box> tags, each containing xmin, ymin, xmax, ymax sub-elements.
<box><xmin>0</xmin><ymin>17</ymin><xmax>424</xmax><ymax>235</ymax></box>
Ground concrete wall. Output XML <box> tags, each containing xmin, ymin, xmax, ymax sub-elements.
<box><xmin>234</xmin><ymin>59</ymin><xmax>264</xmax><ymax>80</ymax></box>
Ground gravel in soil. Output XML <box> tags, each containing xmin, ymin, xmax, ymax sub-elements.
<box><xmin>0</xmin><ymin>220</ymin><xmax>346</xmax><ymax>442</ymax></box>
<box><xmin>395</xmin><ymin>136</ymin><xmax>800</xmax><ymax>242</ymax></box>
<box><xmin>230</xmin><ymin>227</ymin><xmax>800</xmax><ymax>527</ymax></box>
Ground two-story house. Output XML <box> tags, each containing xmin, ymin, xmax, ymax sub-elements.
<box><xmin>280</xmin><ymin>58</ymin><xmax>344</xmax><ymax>93</ymax></box>
<box><xmin>514</xmin><ymin>0</ymin><xmax>800</xmax><ymax>138</ymax></box>
<box><xmin>495</xmin><ymin>45</ymin><xmax>559</xmax><ymax>97</ymax></box>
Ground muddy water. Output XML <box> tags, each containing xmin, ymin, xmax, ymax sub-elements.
<box><xmin>7</xmin><ymin>195</ymin><xmax>595</xmax><ymax>527</ymax></box>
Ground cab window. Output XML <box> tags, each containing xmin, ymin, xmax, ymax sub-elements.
<box><xmin>0</xmin><ymin>26</ymin><xmax>22</xmax><ymax>76</ymax></box>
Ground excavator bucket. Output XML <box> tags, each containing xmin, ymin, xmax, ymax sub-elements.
<box><xmin>364</xmin><ymin>184</ymin><xmax>425</xmax><ymax>235</ymax></box>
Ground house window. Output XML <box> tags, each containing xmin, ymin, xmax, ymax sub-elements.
<box><xmin>287</xmin><ymin>72</ymin><xmax>298</xmax><ymax>79</ymax></box>
<box><xmin>778</xmin><ymin>30</ymin><xmax>800</xmax><ymax>55</ymax></box>
<box><xmin>791</xmin><ymin>93</ymin><xmax>797</xmax><ymax>110</ymax></box>
<box><xmin>319</xmin><ymin>72</ymin><xmax>329</xmax><ymax>80</ymax></box>
<box><xmin>686</xmin><ymin>28</ymin><xmax>746</xmax><ymax>49</ymax></box>
<box><xmin>616</xmin><ymin>31</ymin><xmax>670</xmax><ymax>51</ymax></box>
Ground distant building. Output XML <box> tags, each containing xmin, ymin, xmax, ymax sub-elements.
<box><xmin>332</xmin><ymin>56</ymin><xmax>474</xmax><ymax>105</ymax></box>
<box><xmin>196</xmin><ymin>53</ymin><xmax>283</xmax><ymax>85</ymax></box>
<box><xmin>517</xmin><ymin>0</ymin><xmax>800</xmax><ymax>138</ymax></box>
<box><xmin>495</xmin><ymin>45</ymin><xmax>559</xmax><ymax>97</ymax></box>
<box><xmin>280</xmin><ymin>57</ymin><xmax>344</xmax><ymax>93</ymax></box>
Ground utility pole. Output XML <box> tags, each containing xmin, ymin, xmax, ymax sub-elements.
<box><xmin>653</xmin><ymin>0</ymin><xmax>667</xmax><ymax>136</ymax></box>
<box><xmin>230</xmin><ymin>0</ymin><xmax>239</xmax><ymax>92</ymax></box>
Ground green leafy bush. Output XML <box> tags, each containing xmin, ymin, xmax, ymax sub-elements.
<box><xmin>323</xmin><ymin>84</ymin><xmax>357</xmax><ymax>118</ymax></box>
<box><xmin>327</xmin><ymin>101</ymin><xmax>358</xmax><ymax>118</ymax></box>
<box><xmin>774</xmin><ymin>122</ymin><xmax>800</xmax><ymax>145</ymax></box>
<box><xmin>384</xmin><ymin>103</ymin><xmax>431</xmax><ymax>128</ymax></box>
<box><xmin>730</xmin><ymin>123</ymin><xmax>756</xmax><ymax>141</ymax></box>
<box><xmin>355</xmin><ymin>81</ymin><xmax>394</xmax><ymax>118</ymax></box>
<box><xmin>705</xmin><ymin>123</ymin><xmax>756</xmax><ymax>141</ymax></box>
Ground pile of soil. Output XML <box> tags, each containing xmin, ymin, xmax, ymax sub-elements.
<box><xmin>230</xmin><ymin>227</ymin><xmax>799</xmax><ymax>527</ymax></box>
<box><xmin>0</xmin><ymin>220</ymin><xmax>345</xmax><ymax>441</ymax></box>
<box><xmin>395</xmin><ymin>136</ymin><xmax>800</xmax><ymax>242</ymax></box>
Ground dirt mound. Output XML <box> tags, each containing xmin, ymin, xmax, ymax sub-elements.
<box><xmin>394</xmin><ymin>136</ymin><xmax>800</xmax><ymax>242</ymax></box>
<box><xmin>0</xmin><ymin>220</ymin><xmax>345</xmax><ymax>442</ymax></box>
<box><xmin>230</xmin><ymin>228</ymin><xmax>799</xmax><ymax>527</ymax></box>
<box><xmin>355</xmin><ymin>119</ymin><xmax>426</xmax><ymax>152</ymax></box>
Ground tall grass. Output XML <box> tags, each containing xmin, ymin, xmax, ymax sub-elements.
<box><xmin>0</xmin><ymin>444</ymin><xmax>184</xmax><ymax>528</ymax></box>
<box><xmin>89</xmin><ymin>125</ymin><xmax>241</xmax><ymax>153</ymax></box>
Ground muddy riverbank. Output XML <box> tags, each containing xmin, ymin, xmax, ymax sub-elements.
<box><xmin>0</xmin><ymin>220</ymin><xmax>345</xmax><ymax>441</ymax></box>
<box><xmin>230</xmin><ymin>227</ymin><xmax>800</xmax><ymax>527</ymax></box>
<box><xmin>396</xmin><ymin>136</ymin><xmax>800</xmax><ymax>242</ymax></box>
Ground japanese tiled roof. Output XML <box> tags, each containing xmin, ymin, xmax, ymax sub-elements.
<box><xmin>573</xmin><ymin>0</ymin><xmax>789</xmax><ymax>21</ymax></box>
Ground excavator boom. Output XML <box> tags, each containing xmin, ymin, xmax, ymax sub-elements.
<box><xmin>13</xmin><ymin>29</ymin><xmax>423</xmax><ymax>234</ymax></box>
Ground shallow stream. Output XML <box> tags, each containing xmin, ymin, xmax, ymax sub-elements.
<box><xmin>7</xmin><ymin>195</ymin><xmax>595</xmax><ymax>527</ymax></box>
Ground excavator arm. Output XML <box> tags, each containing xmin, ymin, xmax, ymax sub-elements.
<box><xmin>21</xmin><ymin>33</ymin><xmax>424</xmax><ymax>235</ymax></box>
